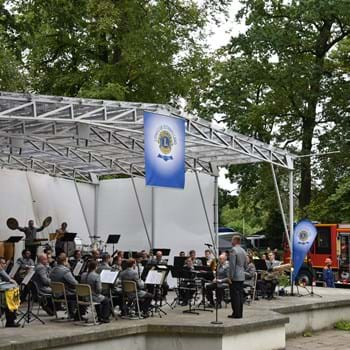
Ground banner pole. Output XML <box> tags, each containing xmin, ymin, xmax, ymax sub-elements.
<box><xmin>289</xmin><ymin>169</ymin><xmax>294</xmax><ymax>296</ymax></box>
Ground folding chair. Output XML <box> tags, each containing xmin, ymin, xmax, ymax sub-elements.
<box><xmin>75</xmin><ymin>284</ymin><xmax>100</xmax><ymax>325</ymax></box>
<box><xmin>30</xmin><ymin>280</ymin><xmax>52</xmax><ymax>317</ymax></box>
<box><xmin>50</xmin><ymin>282</ymin><xmax>69</xmax><ymax>320</ymax></box>
<box><xmin>122</xmin><ymin>280</ymin><xmax>141</xmax><ymax>319</ymax></box>
<box><xmin>102</xmin><ymin>283</ymin><xmax>116</xmax><ymax>319</ymax></box>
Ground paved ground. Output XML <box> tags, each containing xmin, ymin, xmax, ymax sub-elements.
<box><xmin>287</xmin><ymin>329</ymin><xmax>350</xmax><ymax>350</ymax></box>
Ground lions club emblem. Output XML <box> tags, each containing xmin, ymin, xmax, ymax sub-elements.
<box><xmin>298</xmin><ymin>229</ymin><xmax>309</xmax><ymax>245</ymax></box>
<box><xmin>154</xmin><ymin>125</ymin><xmax>177</xmax><ymax>161</ymax></box>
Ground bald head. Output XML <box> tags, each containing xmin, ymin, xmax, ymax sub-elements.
<box><xmin>38</xmin><ymin>253</ymin><xmax>48</xmax><ymax>265</ymax></box>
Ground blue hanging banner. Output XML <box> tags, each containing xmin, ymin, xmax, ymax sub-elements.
<box><xmin>292</xmin><ymin>219</ymin><xmax>317</xmax><ymax>280</ymax></box>
<box><xmin>144</xmin><ymin>111</ymin><xmax>185</xmax><ymax>189</ymax></box>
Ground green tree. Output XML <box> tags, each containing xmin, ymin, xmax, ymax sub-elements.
<box><xmin>193</xmin><ymin>0</ymin><xmax>350</xmax><ymax>217</ymax></box>
<box><xmin>11</xmin><ymin>0</ymin><xmax>230</xmax><ymax>104</ymax></box>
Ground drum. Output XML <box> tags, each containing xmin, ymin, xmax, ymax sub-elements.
<box><xmin>0</xmin><ymin>242</ymin><xmax>15</xmax><ymax>261</ymax></box>
<box><xmin>6</xmin><ymin>218</ymin><xmax>19</xmax><ymax>230</ymax></box>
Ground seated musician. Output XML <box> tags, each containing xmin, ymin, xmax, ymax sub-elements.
<box><xmin>91</xmin><ymin>249</ymin><xmax>100</xmax><ymax>262</ymax></box>
<box><xmin>243</xmin><ymin>255</ymin><xmax>257</xmax><ymax>299</ymax></box>
<box><xmin>55</xmin><ymin>222</ymin><xmax>68</xmax><ymax>256</ymax></box>
<box><xmin>179</xmin><ymin>258</ymin><xmax>197</xmax><ymax>306</ymax></box>
<box><xmin>112</xmin><ymin>255</ymin><xmax>123</xmax><ymax>272</ymax></box>
<box><xmin>33</xmin><ymin>253</ymin><xmax>54</xmax><ymax>315</ymax></box>
<box><xmin>68</xmin><ymin>249</ymin><xmax>83</xmax><ymax>271</ymax></box>
<box><xmin>149</xmin><ymin>251</ymin><xmax>167</xmax><ymax>265</ymax></box>
<box><xmin>16</xmin><ymin>249</ymin><xmax>35</xmax><ymax>279</ymax></box>
<box><xmin>189</xmin><ymin>250</ymin><xmax>202</xmax><ymax>266</ymax></box>
<box><xmin>205</xmin><ymin>249</ymin><xmax>214</xmax><ymax>267</ymax></box>
<box><xmin>179</xmin><ymin>251</ymin><xmax>186</xmax><ymax>257</ymax></box>
<box><xmin>96</xmin><ymin>253</ymin><xmax>112</xmax><ymax>274</ymax></box>
<box><xmin>44</xmin><ymin>247</ymin><xmax>56</xmax><ymax>268</ymax></box>
<box><xmin>50</xmin><ymin>253</ymin><xmax>87</xmax><ymax>320</ymax></box>
<box><xmin>119</xmin><ymin>258</ymin><xmax>153</xmax><ymax>318</ymax></box>
<box><xmin>205</xmin><ymin>254</ymin><xmax>229</xmax><ymax>308</ymax></box>
<box><xmin>258</xmin><ymin>252</ymin><xmax>281</xmax><ymax>300</ymax></box>
<box><xmin>81</xmin><ymin>260</ymin><xmax>111</xmax><ymax>323</ymax></box>
<box><xmin>0</xmin><ymin>257</ymin><xmax>19</xmax><ymax>327</ymax></box>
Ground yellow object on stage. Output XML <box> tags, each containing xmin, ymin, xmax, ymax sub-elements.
<box><xmin>5</xmin><ymin>287</ymin><xmax>20</xmax><ymax>312</ymax></box>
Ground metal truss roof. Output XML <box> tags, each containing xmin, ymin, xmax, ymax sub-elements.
<box><xmin>0</xmin><ymin>91</ymin><xmax>295</xmax><ymax>183</ymax></box>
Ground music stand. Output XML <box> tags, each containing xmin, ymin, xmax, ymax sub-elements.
<box><xmin>17</xmin><ymin>269</ymin><xmax>45</xmax><ymax>327</ymax></box>
<box><xmin>123</xmin><ymin>251</ymin><xmax>138</xmax><ymax>259</ymax></box>
<box><xmin>60</xmin><ymin>232</ymin><xmax>76</xmax><ymax>257</ymax></box>
<box><xmin>6</xmin><ymin>236</ymin><xmax>23</xmax><ymax>260</ymax></box>
<box><xmin>151</xmin><ymin>248</ymin><xmax>171</xmax><ymax>256</ymax></box>
<box><xmin>174</xmin><ymin>256</ymin><xmax>187</xmax><ymax>268</ymax></box>
<box><xmin>106</xmin><ymin>234</ymin><xmax>120</xmax><ymax>254</ymax></box>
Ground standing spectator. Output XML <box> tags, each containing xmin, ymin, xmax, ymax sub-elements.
<box><xmin>323</xmin><ymin>258</ymin><xmax>335</xmax><ymax>288</ymax></box>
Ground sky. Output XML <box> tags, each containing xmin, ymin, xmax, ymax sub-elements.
<box><xmin>204</xmin><ymin>2</ymin><xmax>246</xmax><ymax>192</ymax></box>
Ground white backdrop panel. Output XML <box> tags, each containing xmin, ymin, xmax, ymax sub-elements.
<box><xmin>153</xmin><ymin>172</ymin><xmax>214</xmax><ymax>263</ymax></box>
<box><xmin>97</xmin><ymin>178</ymin><xmax>152</xmax><ymax>252</ymax></box>
<box><xmin>26</xmin><ymin>172</ymin><xmax>91</xmax><ymax>243</ymax></box>
<box><xmin>76</xmin><ymin>182</ymin><xmax>96</xmax><ymax>239</ymax></box>
<box><xmin>0</xmin><ymin>169</ymin><xmax>35</xmax><ymax>256</ymax></box>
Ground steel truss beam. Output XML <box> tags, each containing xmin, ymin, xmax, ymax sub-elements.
<box><xmin>0</xmin><ymin>91</ymin><xmax>295</xmax><ymax>183</ymax></box>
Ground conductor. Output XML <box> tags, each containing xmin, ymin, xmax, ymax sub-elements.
<box><xmin>228</xmin><ymin>235</ymin><xmax>247</xmax><ymax>319</ymax></box>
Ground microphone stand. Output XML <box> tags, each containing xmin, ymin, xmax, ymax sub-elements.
<box><xmin>208</xmin><ymin>245</ymin><xmax>222</xmax><ymax>325</ymax></box>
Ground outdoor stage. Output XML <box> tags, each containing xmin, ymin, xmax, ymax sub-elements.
<box><xmin>2</xmin><ymin>287</ymin><xmax>350</xmax><ymax>350</ymax></box>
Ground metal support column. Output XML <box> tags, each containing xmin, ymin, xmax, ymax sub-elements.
<box><xmin>74</xmin><ymin>180</ymin><xmax>92</xmax><ymax>240</ymax></box>
<box><xmin>151</xmin><ymin>187</ymin><xmax>155</xmax><ymax>250</ymax></box>
<box><xmin>194</xmin><ymin>171</ymin><xmax>217</xmax><ymax>258</ymax></box>
<box><xmin>270</xmin><ymin>164</ymin><xmax>291</xmax><ymax>248</ymax></box>
<box><xmin>289</xmin><ymin>170</ymin><xmax>294</xmax><ymax>295</ymax></box>
<box><xmin>131</xmin><ymin>171</ymin><xmax>152</xmax><ymax>249</ymax></box>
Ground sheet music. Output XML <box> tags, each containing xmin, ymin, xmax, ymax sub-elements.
<box><xmin>9</xmin><ymin>262</ymin><xmax>20</xmax><ymax>278</ymax></box>
<box><xmin>22</xmin><ymin>269</ymin><xmax>35</xmax><ymax>286</ymax></box>
<box><xmin>145</xmin><ymin>270</ymin><xmax>164</xmax><ymax>285</ymax></box>
<box><xmin>100</xmin><ymin>270</ymin><xmax>119</xmax><ymax>284</ymax></box>
<box><xmin>73</xmin><ymin>261</ymin><xmax>84</xmax><ymax>277</ymax></box>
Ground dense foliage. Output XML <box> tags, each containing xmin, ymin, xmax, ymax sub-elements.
<box><xmin>0</xmin><ymin>0</ymin><xmax>349</xmax><ymax>245</ymax></box>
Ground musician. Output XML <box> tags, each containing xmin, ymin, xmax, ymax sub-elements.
<box><xmin>44</xmin><ymin>247</ymin><xmax>56</xmax><ymax>268</ymax></box>
<box><xmin>259</xmin><ymin>252</ymin><xmax>281</xmax><ymax>300</ymax></box>
<box><xmin>205</xmin><ymin>249</ymin><xmax>214</xmax><ymax>266</ymax></box>
<box><xmin>96</xmin><ymin>253</ymin><xmax>112</xmax><ymax>274</ymax></box>
<box><xmin>16</xmin><ymin>249</ymin><xmax>35</xmax><ymax>279</ymax></box>
<box><xmin>68</xmin><ymin>250</ymin><xmax>83</xmax><ymax>271</ymax></box>
<box><xmin>228</xmin><ymin>235</ymin><xmax>247</xmax><ymax>319</ymax></box>
<box><xmin>205</xmin><ymin>253</ymin><xmax>229</xmax><ymax>308</ymax></box>
<box><xmin>55</xmin><ymin>222</ymin><xmax>68</xmax><ymax>256</ymax></box>
<box><xmin>17</xmin><ymin>220</ymin><xmax>45</xmax><ymax>259</ymax></box>
<box><xmin>189</xmin><ymin>250</ymin><xmax>202</xmax><ymax>266</ymax></box>
<box><xmin>81</xmin><ymin>260</ymin><xmax>111</xmax><ymax>323</ymax></box>
<box><xmin>179</xmin><ymin>251</ymin><xmax>186</xmax><ymax>257</ymax></box>
<box><xmin>135</xmin><ymin>253</ymin><xmax>144</xmax><ymax>279</ymax></box>
<box><xmin>50</xmin><ymin>253</ymin><xmax>86</xmax><ymax>320</ymax></box>
<box><xmin>0</xmin><ymin>257</ymin><xmax>19</xmax><ymax>327</ymax></box>
<box><xmin>33</xmin><ymin>253</ymin><xmax>54</xmax><ymax>315</ymax></box>
<box><xmin>244</xmin><ymin>255</ymin><xmax>256</xmax><ymax>287</ymax></box>
<box><xmin>91</xmin><ymin>249</ymin><xmax>100</xmax><ymax>261</ymax></box>
<box><xmin>179</xmin><ymin>258</ymin><xmax>197</xmax><ymax>306</ymax></box>
<box><xmin>112</xmin><ymin>255</ymin><xmax>123</xmax><ymax>272</ymax></box>
<box><xmin>119</xmin><ymin>258</ymin><xmax>153</xmax><ymax>317</ymax></box>
<box><xmin>149</xmin><ymin>251</ymin><xmax>167</xmax><ymax>265</ymax></box>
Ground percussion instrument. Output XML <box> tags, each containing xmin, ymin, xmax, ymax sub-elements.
<box><xmin>7</xmin><ymin>218</ymin><xmax>19</xmax><ymax>230</ymax></box>
<box><xmin>0</xmin><ymin>242</ymin><xmax>15</xmax><ymax>261</ymax></box>
<box><xmin>42</xmin><ymin>216</ymin><xmax>52</xmax><ymax>228</ymax></box>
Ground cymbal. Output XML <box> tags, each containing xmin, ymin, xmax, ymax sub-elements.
<box><xmin>42</xmin><ymin>216</ymin><xmax>52</xmax><ymax>228</ymax></box>
<box><xmin>7</xmin><ymin>217</ymin><xmax>18</xmax><ymax>230</ymax></box>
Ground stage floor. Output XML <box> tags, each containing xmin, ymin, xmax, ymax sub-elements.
<box><xmin>1</xmin><ymin>287</ymin><xmax>350</xmax><ymax>350</ymax></box>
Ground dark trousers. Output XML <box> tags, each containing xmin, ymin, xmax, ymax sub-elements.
<box><xmin>230</xmin><ymin>281</ymin><xmax>244</xmax><ymax>318</ymax></box>
<box><xmin>96</xmin><ymin>297</ymin><xmax>111</xmax><ymax>320</ymax></box>
<box><xmin>205</xmin><ymin>283</ymin><xmax>225</xmax><ymax>304</ymax></box>
<box><xmin>4</xmin><ymin>308</ymin><xmax>16</xmax><ymax>325</ymax></box>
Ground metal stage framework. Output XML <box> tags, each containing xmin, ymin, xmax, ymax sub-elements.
<box><xmin>0</xmin><ymin>91</ymin><xmax>296</xmax><ymax>251</ymax></box>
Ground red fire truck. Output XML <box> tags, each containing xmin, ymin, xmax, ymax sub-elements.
<box><xmin>284</xmin><ymin>223</ymin><xmax>350</xmax><ymax>286</ymax></box>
